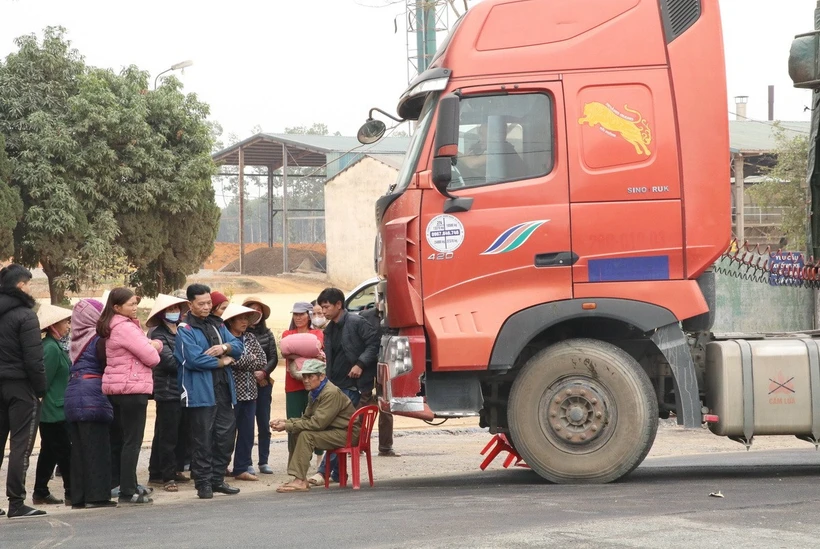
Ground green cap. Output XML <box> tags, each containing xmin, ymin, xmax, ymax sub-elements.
<box><xmin>300</xmin><ymin>359</ymin><xmax>326</xmax><ymax>376</ymax></box>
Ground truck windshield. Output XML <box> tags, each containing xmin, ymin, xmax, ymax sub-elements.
<box><xmin>390</xmin><ymin>92</ymin><xmax>440</xmax><ymax>194</ymax></box>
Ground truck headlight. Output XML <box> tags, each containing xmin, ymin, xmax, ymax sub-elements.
<box><xmin>385</xmin><ymin>336</ymin><xmax>412</xmax><ymax>378</ymax></box>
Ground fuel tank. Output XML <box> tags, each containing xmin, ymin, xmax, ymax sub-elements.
<box><xmin>705</xmin><ymin>339</ymin><xmax>820</xmax><ymax>438</ymax></box>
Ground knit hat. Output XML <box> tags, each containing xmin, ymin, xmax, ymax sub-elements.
<box><xmin>211</xmin><ymin>291</ymin><xmax>228</xmax><ymax>310</ymax></box>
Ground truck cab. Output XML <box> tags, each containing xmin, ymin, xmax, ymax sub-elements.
<box><xmin>364</xmin><ymin>0</ymin><xmax>731</xmax><ymax>483</ymax></box>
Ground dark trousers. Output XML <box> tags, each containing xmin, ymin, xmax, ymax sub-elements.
<box><xmin>149</xmin><ymin>400</ymin><xmax>182</xmax><ymax>482</ymax></box>
<box><xmin>175</xmin><ymin>407</ymin><xmax>191</xmax><ymax>472</ymax></box>
<box><xmin>109</xmin><ymin>394</ymin><xmax>148</xmax><ymax>498</ymax></box>
<box><xmin>33</xmin><ymin>421</ymin><xmax>72</xmax><ymax>499</ymax></box>
<box><xmin>188</xmin><ymin>393</ymin><xmax>235</xmax><ymax>488</ymax></box>
<box><xmin>232</xmin><ymin>400</ymin><xmax>256</xmax><ymax>475</ymax></box>
<box><xmin>255</xmin><ymin>383</ymin><xmax>272</xmax><ymax>466</ymax></box>
<box><xmin>0</xmin><ymin>380</ymin><xmax>40</xmax><ymax>507</ymax></box>
<box><xmin>68</xmin><ymin>421</ymin><xmax>112</xmax><ymax>505</ymax></box>
<box><xmin>359</xmin><ymin>390</ymin><xmax>394</xmax><ymax>452</ymax></box>
<box><xmin>108</xmin><ymin>403</ymin><xmax>122</xmax><ymax>489</ymax></box>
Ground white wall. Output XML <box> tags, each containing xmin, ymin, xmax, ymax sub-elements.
<box><xmin>325</xmin><ymin>158</ymin><xmax>397</xmax><ymax>289</ymax></box>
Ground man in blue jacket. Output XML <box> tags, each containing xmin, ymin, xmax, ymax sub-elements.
<box><xmin>175</xmin><ymin>284</ymin><xmax>244</xmax><ymax>500</ymax></box>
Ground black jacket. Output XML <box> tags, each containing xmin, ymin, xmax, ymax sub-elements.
<box><xmin>325</xmin><ymin>310</ymin><xmax>379</xmax><ymax>392</ymax></box>
<box><xmin>247</xmin><ymin>322</ymin><xmax>278</xmax><ymax>375</ymax></box>
<box><xmin>0</xmin><ymin>287</ymin><xmax>46</xmax><ymax>397</ymax></box>
<box><xmin>149</xmin><ymin>322</ymin><xmax>181</xmax><ymax>402</ymax></box>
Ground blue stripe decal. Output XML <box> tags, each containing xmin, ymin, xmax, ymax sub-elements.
<box><xmin>588</xmin><ymin>256</ymin><xmax>670</xmax><ymax>282</ymax></box>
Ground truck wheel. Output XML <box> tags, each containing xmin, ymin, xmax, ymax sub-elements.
<box><xmin>507</xmin><ymin>338</ymin><xmax>658</xmax><ymax>483</ymax></box>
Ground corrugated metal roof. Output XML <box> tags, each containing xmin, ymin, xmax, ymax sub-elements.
<box><xmin>261</xmin><ymin>133</ymin><xmax>411</xmax><ymax>154</ymax></box>
<box><xmin>211</xmin><ymin>133</ymin><xmax>410</xmax><ymax>168</ymax></box>
<box><xmin>729</xmin><ymin>120</ymin><xmax>810</xmax><ymax>154</ymax></box>
<box><xmin>367</xmin><ymin>154</ymin><xmax>405</xmax><ymax>170</ymax></box>
<box><xmin>324</xmin><ymin>154</ymin><xmax>406</xmax><ymax>184</ymax></box>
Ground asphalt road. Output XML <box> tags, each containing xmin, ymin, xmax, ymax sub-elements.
<box><xmin>4</xmin><ymin>449</ymin><xmax>820</xmax><ymax>549</ymax></box>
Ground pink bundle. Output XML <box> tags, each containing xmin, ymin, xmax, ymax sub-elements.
<box><xmin>281</xmin><ymin>333</ymin><xmax>322</xmax><ymax>373</ymax></box>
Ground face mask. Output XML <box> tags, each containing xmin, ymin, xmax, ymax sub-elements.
<box><xmin>59</xmin><ymin>333</ymin><xmax>70</xmax><ymax>352</ymax></box>
<box><xmin>311</xmin><ymin>317</ymin><xmax>327</xmax><ymax>328</ymax></box>
<box><xmin>165</xmin><ymin>312</ymin><xmax>181</xmax><ymax>324</ymax></box>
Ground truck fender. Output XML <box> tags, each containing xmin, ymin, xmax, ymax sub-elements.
<box><xmin>649</xmin><ymin>323</ymin><xmax>700</xmax><ymax>428</ymax></box>
<box><xmin>489</xmin><ymin>299</ymin><xmax>701</xmax><ymax>428</ymax></box>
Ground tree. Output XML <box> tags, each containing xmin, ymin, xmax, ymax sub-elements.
<box><xmin>0</xmin><ymin>135</ymin><xmax>23</xmax><ymax>259</ymax></box>
<box><xmin>0</xmin><ymin>27</ymin><xmax>122</xmax><ymax>302</ymax></box>
<box><xmin>285</xmin><ymin>122</ymin><xmax>332</xmax><ymax>136</ymax></box>
<box><xmin>0</xmin><ymin>27</ymin><xmax>220</xmax><ymax>300</ymax></box>
<box><xmin>119</xmin><ymin>76</ymin><xmax>219</xmax><ymax>296</ymax></box>
<box><xmin>747</xmin><ymin>124</ymin><xmax>809</xmax><ymax>250</ymax></box>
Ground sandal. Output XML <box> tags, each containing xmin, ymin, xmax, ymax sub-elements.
<box><xmin>174</xmin><ymin>473</ymin><xmax>191</xmax><ymax>483</ymax></box>
<box><xmin>307</xmin><ymin>473</ymin><xmax>324</xmax><ymax>486</ymax></box>
<box><xmin>163</xmin><ymin>481</ymin><xmax>178</xmax><ymax>492</ymax></box>
<box><xmin>276</xmin><ymin>483</ymin><xmax>310</xmax><ymax>493</ymax></box>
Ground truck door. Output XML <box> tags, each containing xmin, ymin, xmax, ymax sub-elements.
<box><xmin>420</xmin><ymin>81</ymin><xmax>571</xmax><ymax>371</ymax></box>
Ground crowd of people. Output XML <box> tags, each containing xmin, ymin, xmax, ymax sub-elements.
<box><xmin>0</xmin><ymin>263</ymin><xmax>389</xmax><ymax>517</ymax></box>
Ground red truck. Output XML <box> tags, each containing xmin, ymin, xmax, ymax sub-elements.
<box><xmin>357</xmin><ymin>0</ymin><xmax>820</xmax><ymax>483</ymax></box>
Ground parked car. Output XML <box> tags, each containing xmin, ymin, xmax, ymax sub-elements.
<box><xmin>344</xmin><ymin>277</ymin><xmax>379</xmax><ymax>313</ymax></box>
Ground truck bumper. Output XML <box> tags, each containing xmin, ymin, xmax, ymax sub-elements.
<box><xmin>377</xmin><ymin>330</ymin><xmax>434</xmax><ymax>421</ymax></box>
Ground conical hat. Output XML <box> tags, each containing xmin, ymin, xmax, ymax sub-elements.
<box><xmin>101</xmin><ymin>290</ymin><xmax>110</xmax><ymax>306</ymax></box>
<box><xmin>37</xmin><ymin>303</ymin><xmax>72</xmax><ymax>331</ymax></box>
<box><xmin>242</xmin><ymin>296</ymin><xmax>271</xmax><ymax>320</ymax></box>
<box><xmin>146</xmin><ymin>294</ymin><xmax>190</xmax><ymax>327</ymax></box>
<box><xmin>222</xmin><ymin>303</ymin><xmax>262</xmax><ymax>325</ymax></box>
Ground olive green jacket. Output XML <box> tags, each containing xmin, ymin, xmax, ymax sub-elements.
<box><xmin>285</xmin><ymin>380</ymin><xmax>356</xmax><ymax>434</ymax></box>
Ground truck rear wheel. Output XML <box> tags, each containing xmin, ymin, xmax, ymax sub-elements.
<box><xmin>507</xmin><ymin>338</ymin><xmax>658</xmax><ymax>483</ymax></box>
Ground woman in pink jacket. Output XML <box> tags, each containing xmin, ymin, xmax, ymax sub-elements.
<box><xmin>97</xmin><ymin>287</ymin><xmax>162</xmax><ymax>505</ymax></box>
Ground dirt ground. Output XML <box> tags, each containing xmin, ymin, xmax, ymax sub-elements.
<box><xmin>3</xmin><ymin>416</ymin><xmax>814</xmax><ymax>514</ymax></box>
<box><xmin>7</xmin><ymin>273</ymin><xmax>817</xmax><ymax>510</ymax></box>
<box><xmin>206</xmin><ymin>242</ymin><xmax>328</xmax><ymax>274</ymax></box>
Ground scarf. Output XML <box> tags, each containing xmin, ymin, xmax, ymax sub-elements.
<box><xmin>184</xmin><ymin>311</ymin><xmax>224</xmax><ymax>347</ymax></box>
<box><xmin>69</xmin><ymin>299</ymin><xmax>103</xmax><ymax>363</ymax></box>
<box><xmin>310</xmin><ymin>377</ymin><xmax>329</xmax><ymax>400</ymax></box>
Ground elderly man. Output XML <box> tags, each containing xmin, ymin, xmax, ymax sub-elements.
<box><xmin>271</xmin><ymin>359</ymin><xmax>356</xmax><ymax>493</ymax></box>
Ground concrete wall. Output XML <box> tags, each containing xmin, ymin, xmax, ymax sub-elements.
<box><xmin>713</xmin><ymin>257</ymin><xmax>815</xmax><ymax>333</ymax></box>
<box><xmin>325</xmin><ymin>158</ymin><xmax>397</xmax><ymax>289</ymax></box>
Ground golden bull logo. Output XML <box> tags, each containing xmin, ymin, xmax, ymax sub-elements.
<box><xmin>578</xmin><ymin>102</ymin><xmax>652</xmax><ymax>156</ymax></box>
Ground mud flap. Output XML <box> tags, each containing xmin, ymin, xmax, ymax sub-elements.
<box><xmin>650</xmin><ymin>323</ymin><xmax>700</xmax><ymax>428</ymax></box>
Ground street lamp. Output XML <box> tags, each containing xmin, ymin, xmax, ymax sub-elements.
<box><xmin>154</xmin><ymin>60</ymin><xmax>193</xmax><ymax>90</ymax></box>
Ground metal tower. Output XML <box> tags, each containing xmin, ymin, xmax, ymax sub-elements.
<box><xmin>406</xmin><ymin>1</ymin><xmax>452</xmax><ymax>84</ymax></box>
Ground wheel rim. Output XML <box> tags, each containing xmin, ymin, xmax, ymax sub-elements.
<box><xmin>538</xmin><ymin>377</ymin><xmax>616</xmax><ymax>454</ymax></box>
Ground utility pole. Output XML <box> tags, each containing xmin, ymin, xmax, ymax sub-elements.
<box><xmin>238</xmin><ymin>146</ymin><xmax>245</xmax><ymax>275</ymax></box>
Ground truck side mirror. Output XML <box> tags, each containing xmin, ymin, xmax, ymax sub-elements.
<box><xmin>431</xmin><ymin>94</ymin><xmax>472</xmax><ymax>213</ymax></box>
<box><xmin>431</xmin><ymin>94</ymin><xmax>460</xmax><ymax>193</ymax></box>
<box><xmin>790</xmin><ymin>30</ymin><xmax>820</xmax><ymax>89</ymax></box>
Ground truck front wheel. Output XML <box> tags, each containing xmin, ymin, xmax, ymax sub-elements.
<box><xmin>507</xmin><ymin>338</ymin><xmax>658</xmax><ymax>483</ymax></box>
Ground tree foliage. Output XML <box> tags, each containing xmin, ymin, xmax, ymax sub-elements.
<box><xmin>747</xmin><ymin>124</ymin><xmax>809</xmax><ymax>250</ymax></box>
<box><xmin>284</xmin><ymin>122</ymin><xmax>341</xmax><ymax>136</ymax></box>
<box><xmin>0</xmin><ymin>27</ymin><xmax>219</xmax><ymax>301</ymax></box>
<box><xmin>0</xmin><ymin>135</ymin><xmax>23</xmax><ymax>259</ymax></box>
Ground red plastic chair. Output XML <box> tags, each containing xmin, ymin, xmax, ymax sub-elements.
<box><xmin>324</xmin><ymin>405</ymin><xmax>379</xmax><ymax>490</ymax></box>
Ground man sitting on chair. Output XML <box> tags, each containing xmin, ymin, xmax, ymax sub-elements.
<box><xmin>270</xmin><ymin>359</ymin><xmax>357</xmax><ymax>493</ymax></box>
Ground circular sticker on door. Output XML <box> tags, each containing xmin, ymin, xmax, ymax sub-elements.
<box><xmin>426</xmin><ymin>214</ymin><xmax>465</xmax><ymax>253</ymax></box>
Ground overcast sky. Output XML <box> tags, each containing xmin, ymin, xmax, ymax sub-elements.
<box><xmin>0</xmin><ymin>0</ymin><xmax>816</xmax><ymax>141</ymax></box>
